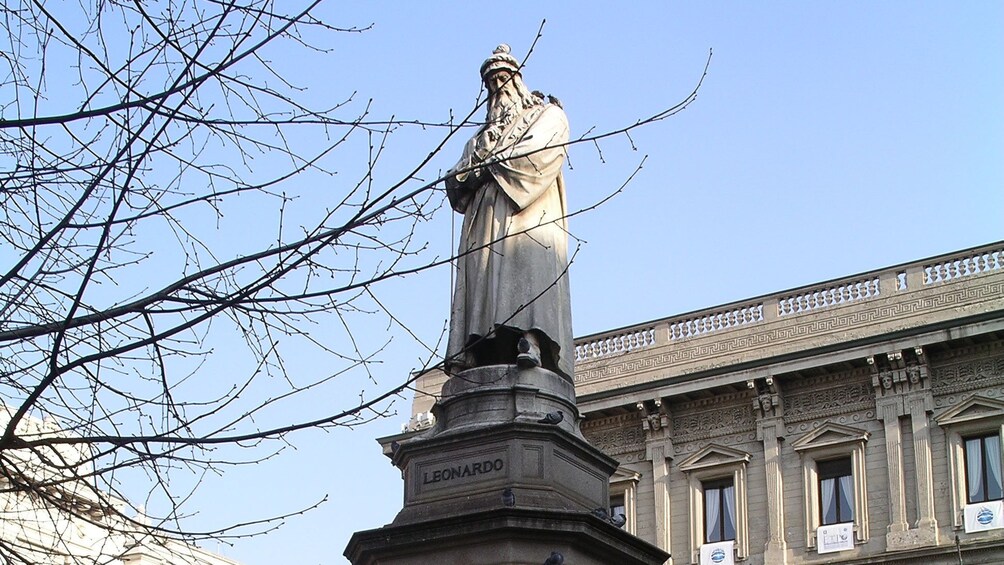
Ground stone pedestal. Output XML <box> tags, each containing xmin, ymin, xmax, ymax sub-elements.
<box><xmin>345</xmin><ymin>365</ymin><xmax>668</xmax><ymax>565</ymax></box>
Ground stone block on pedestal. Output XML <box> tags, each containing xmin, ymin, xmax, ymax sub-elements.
<box><xmin>345</xmin><ymin>365</ymin><xmax>668</xmax><ymax>565</ymax></box>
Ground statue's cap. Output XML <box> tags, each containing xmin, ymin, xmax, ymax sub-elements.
<box><xmin>480</xmin><ymin>44</ymin><xmax>520</xmax><ymax>79</ymax></box>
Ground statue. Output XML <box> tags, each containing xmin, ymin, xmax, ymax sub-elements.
<box><xmin>444</xmin><ymin>45</ymin><xmax>573</xmax><ymax>381</ymax></box>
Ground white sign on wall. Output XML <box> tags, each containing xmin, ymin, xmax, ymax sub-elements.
<box><xmin>700</xmin><ymin>540</ymin><xmax>735</xmax><ymax>565</ymax></box>
<box><xmin>816</xmin><ymin>522</ymin><xmax>854</xmax><ymax>554</ymax></box>
<box><xmin>964</xmin><ymin>500</ymin><xmax>1004</xmax><ymax>533</ymax></box>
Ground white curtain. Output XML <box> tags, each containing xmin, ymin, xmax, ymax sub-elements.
<box><xmin>723</xmin><ymin>484</ymin><xmax>736</xmax><ymax>540</ymax></box>
<box><xmin>986</xmin><ymin>437</ymin><xmax>1003</xmax><ymax>500</ymax></box>
<box><xmin>968</xmin><ymin>438</ymin><xmax>985</xmax><ymax>502</ymax></box>
<box><xmin>838</xmin><ymin>474</ymin><xmax>854</xmax><ymax>521</ymax></box>
<box><xmin>821</xmin><ymin>477</ymin><xmax>836</xmax><ymax>524</ymax></box>
<box><xmin>706</xmin><ymin>488</ymin><xmax>721</xmax><ymax>542</ymax></box>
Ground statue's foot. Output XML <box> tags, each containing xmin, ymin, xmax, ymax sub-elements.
<box><xmin>516</xmin><ymin>336</ymin><xmax>541</xmax><ymax>368</ymax></box>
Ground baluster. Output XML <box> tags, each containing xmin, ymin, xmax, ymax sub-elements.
<box><xmin>963</xmin><ymin>256</ymin><xmax>975</xmax><ymax>276</ymax></box>
<box><xmin>977</xmin><ymin>253</ymin><xmax>989</xmax><ymax>274</ymax></box>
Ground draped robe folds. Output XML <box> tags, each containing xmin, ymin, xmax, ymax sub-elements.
<box><xmin>445</xmin><ymin>103</ymin><xmax>573</xmax><ymax>380</ymax></box>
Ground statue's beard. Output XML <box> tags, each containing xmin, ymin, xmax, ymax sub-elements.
<box><xmin>487</xmin><ymin>86</ymin><xmax>522</xmax><ymax>127</ymax></box>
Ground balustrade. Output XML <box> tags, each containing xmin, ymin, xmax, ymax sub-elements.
<box><xmin>572</xmin><ymin>242</ymin><xmax>1002</xmax><ymax>363</ymax></box>
<box><xmin>923</xmin><ymin>247</ymin><xmax>1002</xmax><ymax>285</ymax></box>
<box><xmin>776</xmin><ymin>277</ymin><xmax>880</xmax><ymax>317</ymax></box>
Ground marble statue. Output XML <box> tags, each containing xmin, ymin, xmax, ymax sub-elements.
<box><xmin>444</xmin><ymin>44</ymin><xmax>573</xmax><ymax>381</ymax></box>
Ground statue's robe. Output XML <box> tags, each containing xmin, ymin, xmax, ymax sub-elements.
<box><xmin>445</xmin><ymin>103</ymin><xmax>573</xmax><ymax>380</ymax></box>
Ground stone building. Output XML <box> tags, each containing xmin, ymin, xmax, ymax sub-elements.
<box><xmin>404</xmin><ymin>241</ymin><xmax>1004</xmax><ymax>564</ymax></box>
<box><xmin>0</xmin><ymin>407</ymin><xmax>242</xmax><ymax>565</ymax></box>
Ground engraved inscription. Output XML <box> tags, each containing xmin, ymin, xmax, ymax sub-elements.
<box><xmin>422</xmin><ymin>457</ymin><xmax>505</xmax><ymax>485</ymax></box>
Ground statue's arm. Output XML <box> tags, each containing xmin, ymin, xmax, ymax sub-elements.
<box><xmin>445</xmin><ymin>136</ymin><xmax>482</xmax><ymax>213</ymax></box>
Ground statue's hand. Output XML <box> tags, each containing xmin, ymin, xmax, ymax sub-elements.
<box><xmin>475</xmin><ymin>125</ymin><xmax>502</xmax><ymax>156</ymax></box>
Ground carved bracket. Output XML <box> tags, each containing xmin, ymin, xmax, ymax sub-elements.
<box><xmin>751</xmin><ymin>376</ymin><xmax>783</xmax><ymax>419</ymax></box>
<box><xmin>870</xmin><ymin>347</ymin><xmax>929</xmax><ymax>397</ymax></box>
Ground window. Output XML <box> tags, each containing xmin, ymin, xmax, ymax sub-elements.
<box><xmin>609</xmin><ymin>493</ymin><xmax>626</xmax><ymax>519</ymax></box>
<box><xmin>608</xmin><ymin>467</ymin><xmax>640</xmax><ymax>535</ymax></box>
<box><xmin>964</xmin><ymin>434</ymin><xmax>1003</xmax><ymax>504</ymax></box>
<box><xmin>818</xmin><ymin>458</ymin><xmax>854</xmax><ymax>525</ymax></box>
<box><xmin>679</xmin><ymin>444</ymin><xmax>750</xmax><ymax>563</ymax></box>
<box><xmin>703</xmin><ymin>478</ymin><xmax>736</xmax><ymax>543</ymax></box>
<box><xmin>934</xmin><ymin>395</ymin><xmax>1004</xmax><ymax>530</ymax></box>
<box><xmin>792</xmin><ymin>422</ymin><xmax>870</xmax><ymax>548</ymax></box>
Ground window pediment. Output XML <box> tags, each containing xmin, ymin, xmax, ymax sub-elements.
<box><xmin>678</xmin><ymin>444</ymin><xmax>751</xmax><ymax>473</ymax></box>
<box><xmin>935</xmin><ymin>395</ymin><xmax>1004</xmax><ymax>427</ymax></box>
<box><xmin>792</xmin><ymin>422</ymin><xmax>869</xmax><ymax>453</ymax></box>
<box><xmin>610</xmin><ymin>467</ymin><xmax>641</xmax><ymax>485</ymax></box>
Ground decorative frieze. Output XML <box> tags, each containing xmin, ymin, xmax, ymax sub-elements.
<box><xmin>582</xmin><ymin>417</ymin><xmax>647</xmax><ymax>456</ymax></box>
<box><xmin>784</xmin><ymin>371</ymin><xmax>875</xmax><ymax>424</ymax></box>
<box><xmin>671</xmin><ymin>395</ymin><xmax>756</xmax><ymax>445</ymax></box>
<box><xmin>931</xmin><ymin>348</ymin><xmax>1004</xmax><ymax>397</ymax></box>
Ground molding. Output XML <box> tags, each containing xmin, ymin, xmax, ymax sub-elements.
<box><xmin>678</xmin><ymin>444</ymin><xmax>752</xmax><ymax>474</ymax></box>
<box><xmin>792</xmin><ymin>422</ymin><xmax>870</xmax><ymax>452</ymax></box>
<box><xmin>935</xmin><ymin>395</ymin><xmax>1004</xmax><ymax>427</ymax></box>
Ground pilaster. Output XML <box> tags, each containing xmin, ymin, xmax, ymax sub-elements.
<box><xmin>906</xmin><ymin>349</ymin><xmax>939</xmax><ymax>544</ymax></box>
<box><xmin>643</xmin><ymin>399</ymin><xmax>673</xmax><ymax>565</ymax></box>
<box><xmin>871</xmin><ymin>348</ymin><xmax>939</xmax><ymax>550</ymax></box>
<box><xmin>753</xmin><ymin>376</ymin><xmax>787</xmax><ymax>564</ymax></box>
<box><xmin>872</xmin><ymin>352</ymin><xmax>909</xmax><ymax>539</ymax></box>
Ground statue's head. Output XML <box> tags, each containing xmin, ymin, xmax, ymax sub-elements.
<box><xmin>480</xmin><ymin>44</ymin><xmax>520</xmax><ymax>86</ymax></box>
<box><xmin>480</xmin><ymin>45</ymin><xmax>539</xmax><ymax>124</ymax></box>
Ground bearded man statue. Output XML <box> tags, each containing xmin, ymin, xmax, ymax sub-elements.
<box><xmin>444</xmin><ymin>44</ymin><xmax>573</xmax><ymax>382</ymax></box>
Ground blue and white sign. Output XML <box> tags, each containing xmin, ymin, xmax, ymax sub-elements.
<box><xmin>816</xmin><ymin>522</ymin><xmax>854</xmax><ymax>554</ymax></box>
<box><xmin>700</xmin><ymin>540</ymin><xmax>735</xmax><ymax>565</ymax></box>
<box><xmin>964</xmin><ymin>500</ymin><xmax>1004</xmax><ymax>533</ymax></box>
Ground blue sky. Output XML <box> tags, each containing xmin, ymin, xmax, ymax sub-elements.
<box><xmin>169</xmin><ymin>3</ymin><xmax>1002</xmax><ymax>563</ymax></box>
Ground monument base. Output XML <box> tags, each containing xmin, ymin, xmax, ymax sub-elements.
<box><xmin>345</xmin><ymin>507</ymin><xmax>669</xmax><ymax>565</ymax></box>
<box><xmin>345</xmin><ymin>365</ymin><xmax>668</xmax><ymax>565</ymax></box>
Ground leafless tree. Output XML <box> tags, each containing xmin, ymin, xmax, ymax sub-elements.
<box><xmin>0</xmin><ymin>2</ymin><xmax>705</xmax><ymax>563</ymax></box>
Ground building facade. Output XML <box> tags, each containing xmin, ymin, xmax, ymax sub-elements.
<box><xmin>407</xmin><ymin>242</ymin><xmax>1004</xmax><ymax>564</ymax></box>
<box><xmin>0</xmin><ymin>407</ymin><xmax>242</xmax><ymax>565</ymax></box>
